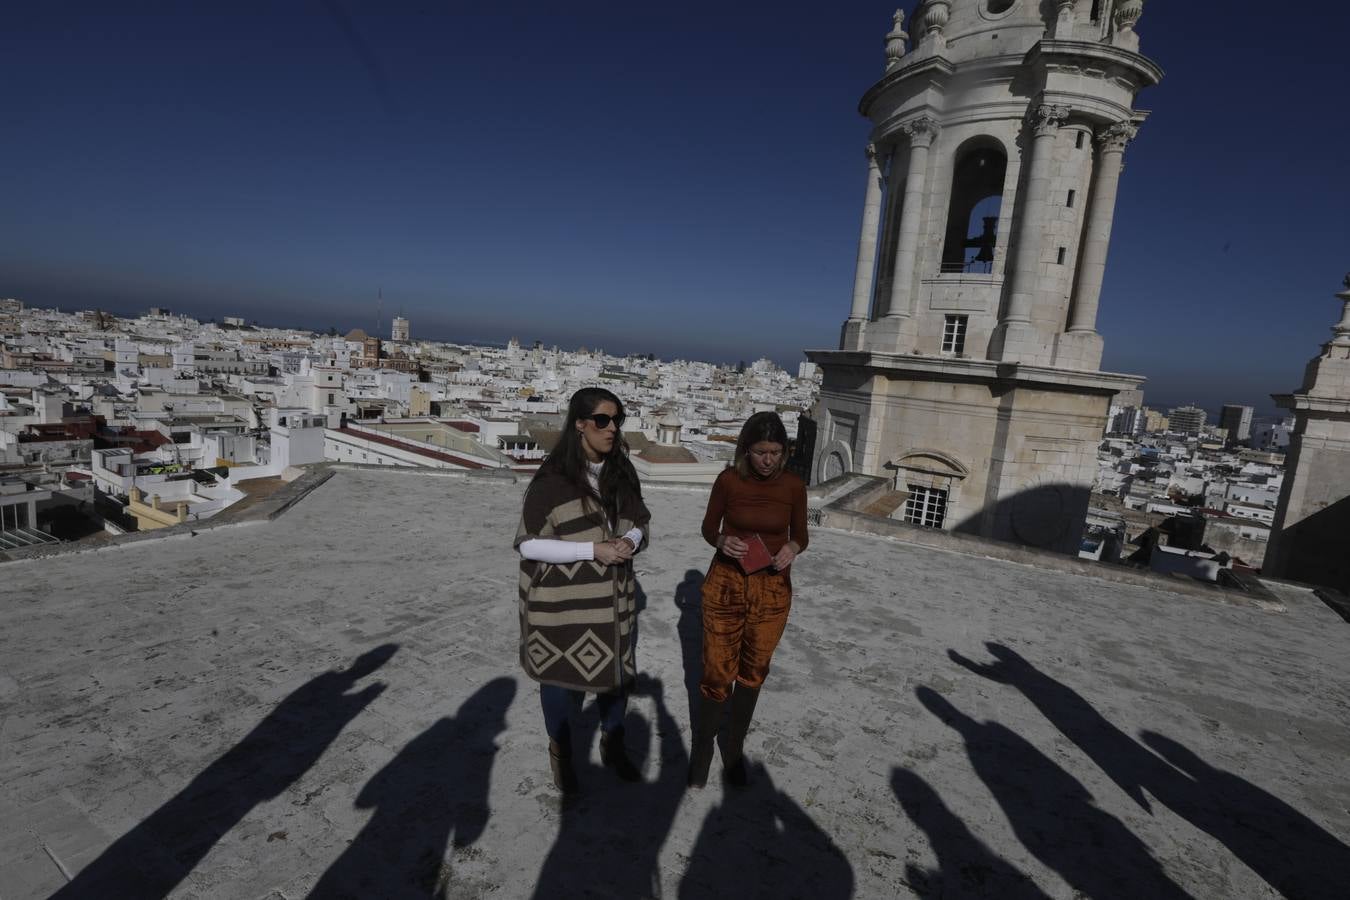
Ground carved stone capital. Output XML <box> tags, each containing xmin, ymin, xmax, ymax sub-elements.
<box><xmin>901</xmin><ymin>116</ymin><xmax>940</xmax><ymax>148</ymax></box>
<box><xmin>1028</xmin><ymin>104</ymin><xmax>1070</xmax><ymax>137</ymax></box>
<box><xmin>1096</xmin><ymin>121</ymin><xmax>1139</xmax><ymax>152</ymax></box>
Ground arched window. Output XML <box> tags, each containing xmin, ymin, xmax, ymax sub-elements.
<box><xmin>940</xmin><ymin>144</ymin><xmax>1007</xmax><ymax>274</ymax></box>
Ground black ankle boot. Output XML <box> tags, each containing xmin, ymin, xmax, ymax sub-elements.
<box><xmin>549</xmin><ymin>731</ymin><xmax>578</xmax><ymax>794</ymax></box>
<box><xmin>721</xmin><ymin>684</ymin><xmax>761</xmax><ymax>787</ymax></box>
<box><xmin>687</xmin><ymin>696</ymin><xmax>727</xmax><ymax>789</ymax></box>
<box><xmin>599</xmin><ymin>726</ymin><xmax>642</xmax><ymax>782</ymax></box>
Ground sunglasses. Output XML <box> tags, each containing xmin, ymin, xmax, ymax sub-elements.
<box><xmin>581</xmin><ymin>413</ymin><xmax>625</xmax><ymax>429</ymax></box>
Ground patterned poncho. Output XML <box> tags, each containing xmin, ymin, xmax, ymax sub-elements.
<box><xmin>514</xmin><ymin>470</ymin><xmax>651</xmax><ymax>691</ymax></box>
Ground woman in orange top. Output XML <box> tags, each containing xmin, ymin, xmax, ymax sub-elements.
<box><xmin>688</xmin><ymin>411</ymin><xmax>809</xmax><ymax>788</ymax></box>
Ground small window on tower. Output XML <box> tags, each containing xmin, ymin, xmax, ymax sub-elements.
<box><xmin>1076</xmin><ymin>131</ymin><xmax>1086</xmax><ymax>150</ymax></box>
<box><xmin>942</xmin><ymin>315</ymin><xmax>968</xmax><ymax>355</ymax></box>
<box><xmin>1057</xmin><ymin>247</ymin><xmax>1067</xmax><ymax>265</ymax></box>
<box><xmin>986</xmin><ymin>0</ymin><xmax>1015</xmax><ymax>13</ymax></box>
<box><xmin>1067</xmin><ymin>189</ymin><xmax>1076</xmax><ymax>208</ymax></box>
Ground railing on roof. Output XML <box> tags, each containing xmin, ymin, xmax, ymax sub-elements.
<box><xmin>938</xmin><ymin>258</ymin><xmax>995</xmax><ymax>275</ymax></box>
<box><xmin>0</xmin><ymin>525</ymin><xmax>59</xmax><ymax>550</ymax></box>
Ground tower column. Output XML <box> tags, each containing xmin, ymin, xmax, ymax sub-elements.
<box><xmin>1068</xmin><ymin>122</ymin><xmax>1135</xmax><ymax>334</ymax></box>
<box><xmin>994</xmin><ymin>103</ymin><xmax>1067</xmax><ymax>363</ymax></box>
<box><xmin>870</xmin><ymin>117</ymin><xmax>938</xmax><ymax>352</ymax></box>
<box><xmin>1053</xmin><ymin>120</ymin><xmax>1135</xmax><ymax>370</ymax></box>
<box><xmin>846</xmin><ymin>145</ymin><xmax>887</xmax><ymax>327</ymax></box>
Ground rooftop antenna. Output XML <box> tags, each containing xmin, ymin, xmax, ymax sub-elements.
<box><xmin>376</xmin><ymin>288</ymin><xmax>383</xmax><ymax>338</ymax></box>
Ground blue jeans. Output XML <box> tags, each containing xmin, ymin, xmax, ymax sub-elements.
<box><xmin>540</xmin><ymin>684</ymin><xmax>626</xmax><ymax>741</ymax></box>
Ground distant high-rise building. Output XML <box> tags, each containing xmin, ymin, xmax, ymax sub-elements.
<box><xmin>1167</xmin><ymin>405</ymin><xmax>1207</xmax><ymax>435</ymax></box>
<box><xmin>391</xmin><ymin>316</ymin><xmax>410</xmax><ymax>342</ymax></box>
<box><xmin>1219</xmin><ymin>403</ymin><xmax>1254</xmax><ymax>445</ymax></box>
<box><xmin>1266</xmin><ymin>278</ymin><xmax>1350</xmax><ymax>592</ymax></box>
<box><xmin>1108</xmin><ymin>405</ymin><xmax>1144</xmax><ymax>436</ymax></box>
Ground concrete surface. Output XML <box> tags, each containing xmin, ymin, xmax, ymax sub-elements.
<box><xmin>2</xmin><ymin>468</ymin><xmax>1348</xmax><ymax>899</ymax></box>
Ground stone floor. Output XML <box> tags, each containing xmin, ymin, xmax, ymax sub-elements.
<box><xmin>2</xmin><ymin>468</ymin><xmax>1348</xmax><ymax>899</ymax></box>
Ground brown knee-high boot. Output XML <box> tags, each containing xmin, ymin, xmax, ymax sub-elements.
<box><xmin>686</xmin><ymin>696</ymin><xmax>726</xmax><ymax>788</ymax></box>
<box><xmin>720</xmin><ymin>683</ymin><xmax>761</xmax><ymax>787</ymax></box>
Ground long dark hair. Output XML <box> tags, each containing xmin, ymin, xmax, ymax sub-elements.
<box><xmin>732</xmin><ymin>411</ymin><xmax>789</xmax><ymax>480</ymax></box>
<box><xmin>534</xmin><ymin>387</ymin><xmax>642</xmax><ymax>524</ymax></box>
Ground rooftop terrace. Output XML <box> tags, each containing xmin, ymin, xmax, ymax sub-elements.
<box><xmin>2</xmin><ymin>469</ymin><xmax>1348</xmax><ymax>898</ymax></box>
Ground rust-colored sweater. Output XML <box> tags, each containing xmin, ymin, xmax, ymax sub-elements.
<box><xmin>701</xmin><ymin>468</ymin><xmax>810</xmax><ymax>557</ymax></box>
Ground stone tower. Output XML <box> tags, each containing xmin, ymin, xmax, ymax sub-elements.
<box><xmin>807</xmin><ymin>0</ymin><xmax>1161</xmax><ymax>553</ymax></box>
<box><xmin>1264</xmin><ymin>277</ymin><xmax>1350</xmax><ymax>592</ymax></box>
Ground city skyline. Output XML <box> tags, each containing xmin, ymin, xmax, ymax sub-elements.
<box><xmin>2</xmin><ymin>1</ymin><xmax>1347</xmax><ymax>414</ymax></box>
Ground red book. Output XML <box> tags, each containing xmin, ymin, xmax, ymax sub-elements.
<box><xmin>736</xmin><ymin>533</ymin><xmax>774</xmax><ymax>575</ymax></box>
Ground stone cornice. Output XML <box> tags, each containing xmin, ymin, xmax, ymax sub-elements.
<box><xmin>1272</xmin><ymin>392</ymin><xmax>1350</xmax><ymax>415</ymax></box>
<box><xmin>1027</xmin><ymin>39</ymin><xmax>1164</xmax><ymax>89</ymax></box>
<box><xmin>858</xmin><ymin>55</ymin><xmax>956</xmax><ymax>118</ymax></box>
<box><xmin>805</xmin><ymin>349</ymin><xmax>1143</xmax><ymax>393</ymax></box>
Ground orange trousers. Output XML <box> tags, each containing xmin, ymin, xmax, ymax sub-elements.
<box><xmin>700</xmin><ymin>558</ymin><xmax>792</xmax><ymax>703</ymax></box>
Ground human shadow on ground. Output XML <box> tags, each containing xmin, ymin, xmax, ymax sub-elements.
<box><xmin>529</xmin><ymin>673</ymin><xmax>687</xmax><ymax>900</ymax></box>
<box><xmin>673</xmin><ymin>568</ymin><xmax>705</xmax><ymax>720</ymax></box>
<box><xmin>51</xmin><ymin>644</ymin><xmax>397</xmax><ymax>899</ymax></box>
<box><xmin>916</xmin><ymin>686</ymin><xmax>1193</xmax><ymax>899</ymax></box>
<box><xmin>890</xmin><ymin>767</ymin><xmax>1051</xmax><ymax>899</ymax></box>
<box><xmin>308</xmin><ymin>676</ymin><xmax>517</xmax><ymax>899</ymax></box>
<box><xmin>951</xmin><ymin>642</ymin><xmax>1350</xmax><ymax>899</ymax></box>
<box><xmin>679</xmin><ymin>761</ymin><xmax>854</xmax><ymax>900</ymax></box>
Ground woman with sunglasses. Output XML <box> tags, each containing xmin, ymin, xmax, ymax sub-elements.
<box><xmin>687</xmin><ymin>411</ymin><xmax>808</xmax><ymax>788</ymax></box>
<box><xmin>514</xmin><ymin>387</ymin><xmax>651</xmax><ymax>794</ymax></box>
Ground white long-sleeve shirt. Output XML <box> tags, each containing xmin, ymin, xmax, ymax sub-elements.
<box><xmin>519</xmin><ymin>461</ymin><xmax>643</xmax><ymax>563</ymax></box>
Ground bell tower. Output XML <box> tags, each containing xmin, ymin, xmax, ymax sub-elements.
<box><xmin>809</xmin><ymin>0</ymin><xmax>1161</xmax><ymax>553</ymax></box>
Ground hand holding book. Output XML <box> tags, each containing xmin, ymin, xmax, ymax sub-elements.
<box><xmin>723</xmin><ymin>531</ymin><xmax>777</xmax><ymax>574</ymax></box>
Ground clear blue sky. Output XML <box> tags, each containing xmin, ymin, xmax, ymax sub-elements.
<box><xmin>2</xmin><ymin>2</ymin><xmax>1346</xmax><ymax>416</ymax></box>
